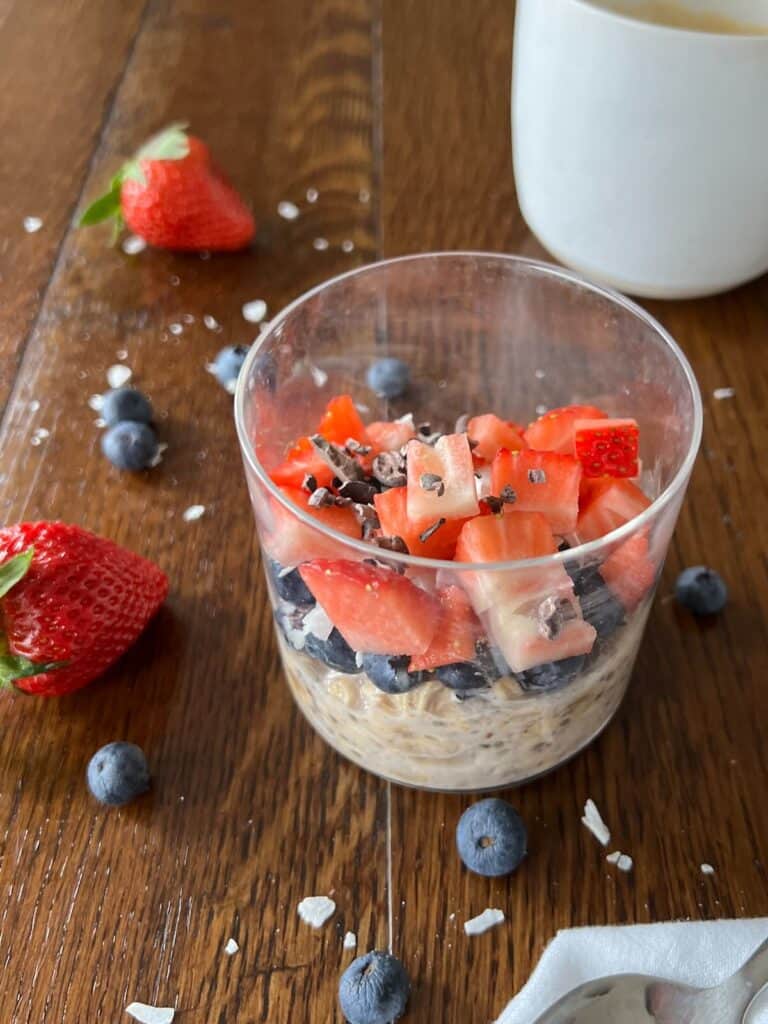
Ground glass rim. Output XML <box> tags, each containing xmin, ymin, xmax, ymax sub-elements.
<box><xmin>564</xmin><ymin>0</ymin><xmax>768</xmax><ymax>40</ymax></box>
<box><xmin>234</xmin><ymin>251</ymin><xmax>703</xmax><ymax>573</ymax></box>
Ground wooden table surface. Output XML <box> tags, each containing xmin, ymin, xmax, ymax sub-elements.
<box><xmin>1</xmin><ymin>1</ymin><xmax>766</xmax><ymax>1020</ymax></box>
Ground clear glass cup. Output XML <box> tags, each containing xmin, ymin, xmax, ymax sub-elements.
<box><xmin>235</xmin><ymin>253</ymin><xmax>702</xmax><ymax>792</ymax></box>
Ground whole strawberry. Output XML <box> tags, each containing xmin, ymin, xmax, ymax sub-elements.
<box><xmin>80</xmin><ymin>122</ymin><xmax>255</xmax><ymax>251</ymax></box>
<box><xmin>0</xmin><ymin>522</ymin><xmax>168</xmax><ymax>696</ymax></box>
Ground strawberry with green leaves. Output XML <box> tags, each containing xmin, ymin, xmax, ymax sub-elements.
<box><xmin>0</xmin><ymin>522</ymin><xmax>168</xmax><ymax>696</ymax></box>
<box><xmin>80</xmin><ymin>123</ymin><xmax>255</xmax><ymax>251</ymax></box>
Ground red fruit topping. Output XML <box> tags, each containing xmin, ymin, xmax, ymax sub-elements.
<box><xmin>575</xmin><ymin>479</ymin><xmax>651</xmax><ymax>544</ymax></box>
<box><xmin>262</xmin><ymin>487</ymin><xmax>361</xmax><ymax>566</ymax></box>
<box><xmin>524</xmin><ymin>404</ymin><xmax>608</xmax><ymax>453</ymax></box>
<box><xmin>367</xmin><ymin>418</ymin><xmax>416</xmax><ymax>453</ymax></box>
<box><xmin>298</xmin><ymin>560</ymin><xmax>439</xmax><ymax>655</ymax></box>
<box><xmin>406</xmin><ymin>434</ymin><xmax>480</xmax><ymax>522</ymax></box>
<box><xmin>601</xmin><ymin>532</ymin><xmax>656</xmax><ymax>611</ymax></box>
<box><xmin>409</xmin><ymin>586</ymin><xmax>479</xmax><ymax>671</ymax></box>
<box><xmin>466</xmin><ymin>414</ymin><xmax>527</xmax><ymax>462</ymax></box>
<box><xmin>491</xmin><ymin>449</ymin><xmax>582</xmax><ymax>534</ymax></box>
<box><xmin>373</xmin><ymin>487</ymin><xmax>468</xmax><ymax>560</ymax></box>
<box><xmin>574</xmin><ymin>418</ymin><xmax>640</xmax><ymax>479</ymax></box>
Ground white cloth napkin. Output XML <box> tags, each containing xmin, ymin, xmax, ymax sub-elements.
<box><xmin>496</xmin><ymin>918</ymin><xmax>768</xmax><ymax>1024</ymax></box>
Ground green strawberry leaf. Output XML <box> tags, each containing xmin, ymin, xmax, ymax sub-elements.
<box><xmin>0</xmin><ymin>654</ymin><xmax>68</xmax><ymax>689</ymax></box>
<box><xmin>79</xmin><ymin>183</ymin><xmax>122</xmax><ymax>227</ymax></box>
<box><xmin>0</xmin><ymin>548</ymin><xmax>34</xmax><ymax>599</ymax></box>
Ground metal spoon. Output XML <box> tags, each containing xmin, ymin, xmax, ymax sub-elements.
<box><xmin>531</xmin><ymin>935</ymin><xmax>768</xmax><ymax>1024</ymax></box>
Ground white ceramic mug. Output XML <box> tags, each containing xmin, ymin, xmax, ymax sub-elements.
<box><xmin>512</xmin><ymin>0</ymin><xmax>768</xmax><ymax>298</ymax></box>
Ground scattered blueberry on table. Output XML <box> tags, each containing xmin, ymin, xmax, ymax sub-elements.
<box><xmin>211</xmin><ymin>344</ymin><xmax>250</xmax><ymax>392</ymax></box>
<box><xmin>101</xmin><ymin>387</ymin><xmax>153</xmax><ymax>427</ymax></box>
<box><xmin>456</xmin><ymin>798</ymin><xmax>527</xmax><ymax>877</ymax></box>
<box><xmin>366</xmin><ymin>357</ymin><xmax>410</xmax><ymax>399</ymax></box>
<box><xmin>675</xmin><ymin>566</ymin><xmax>728</xmax><ymax>616</ymax></box>
<box><xmin>86</xmin><ymin>742</ymin><xmax>150</xmax><ymax>806</ymax></box>
<box><xmin>338</xmin><ymin>950</ymin><xmax>410</xmax><ymax>1024</ymax></box>
<box><xmin>101</xmin><ymin>420</ymin><xmax>158</xmax><ymax>471</ymax></box>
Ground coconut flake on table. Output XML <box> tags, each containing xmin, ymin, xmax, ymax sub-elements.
<box><xmin>203</xmin><ymin>314</ymin><xmax>220</xmax><ymax>331</ymax></box>
<box><xmin>182</xmin><ymin>505</ymin><xmax>206</xmax><ymax>522</ymax></box>
<box><xmin>182</xmin><ymin>313</ymin><xmax>195</xmax><ymax>324</ymax></box>
<box><xmin>713</xmin><ymin>387</ymin><xmax>735</xmax><ymax>400</ymax></box>
<box><xmin>306</xmin><ymin>188</ymin><xmax>319</xmax><ymax>203</ymax></box>
<box><xmin>125</xmin><ymin>1003</ymin><xmax>175</xmax><ymax>1024</ymax></box>
<box><xmin>358</xmin><ymin>189</ymin><xmax>370</xmax><ymax>203</ymax></box>
<box><xmin>341</xmin><ymin>239</ymin><xmax>355</xmax><ymax>253</ymax></box>
<box><xmin>606</xmin><ymin>851</ymin><xmax>633</xmax><ymax>872</ymax></box>
<box><xmin>23</xmin><ymin>216</ymin><xmax>43</xmax><ymax>233</ymax></box>
<box><xmin>121</xmin><ymin>234</ymin><xmax>147</xmax><ymax>255</ymax></box>
<box><xmin>581</xmin><ymin>798</ymin><xmax>611</xmax><ymax>847</ymax></box>
<box><xmin>277</xmin><ymin>200</ymin><xmax>300</xmax><ymax>220</ymax></box>
<box><xmin>297</xmin><ymin>896</ymin><xmax>336</xmax><ymax>928</ymax></box>
<box><xmin>224</xmin><ymin>938</ymin><xmax>240</xmax><ymax>955</ymax></box>
<box><xmin>168</xmin><ymin>323</ymin><xmax>183</xmax><ymax>336</ymax></box>
<box><xmin>30</xmin><ymin>427</ymin><xmax>50</xmax><ymax>446</ymax></box>
<box><xmin>242</xmin><ymin>299</ymin><xmax>268</xmax><ymax>324</ymax></box>
<box><xmin>107</xmin><ymin>364</ymin><xmax>132</xmax><ymax>389</ymax></box>
<box><xmin>28</xmin><ymin>399</ymin><xmax>40</xmax><ymax>413</ymax></box>
<box><xmin>88</xmin><ymin>393</ymin><xmax>105</xmax><ymax>410</ymax></box>
<box><xmin>343</xmin><ymin>931</ymin><xmax>357</xmax><ymax>949</ymax></box>
<box><xmin>463</xmin><ymin>908</ymin><xmax>505</xmax><ymax>936</ymax></box>
<box><xmin>312</xmin><ymin>237</ymin><xmax>329</xmax><ymax>251</ymax></box>
<box><xmin>149</xmin><ymin>442</ymin><xmax>168</xmax><ymax>468</ymax></box>
<box><xmin>701</xmin><ymin>863</ymin><xmax>716</xmax><ymax>876</ymax></box>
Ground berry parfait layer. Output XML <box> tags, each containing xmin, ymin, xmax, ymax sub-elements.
<box><xmin>235</xmin><ymin>254</ymin><xmax>701</xmax><ymax>791</ymax></box>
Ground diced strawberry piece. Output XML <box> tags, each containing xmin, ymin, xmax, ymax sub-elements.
<box><xmin>524</xmin><ymin>404</ymin><xmax>608</xmax><ymax>453</ymax></box>
<box><xmin>269</xmin><ymin>436</ymin><xmax>335</xmax><ymax>489</ymax></box>
<box><xmin>367</xmin><ymin>417</ymin><xmax>416</xmax><ymax>453</ymax></box>
<box><xmin>298</xmin><ymin>559</ymin><xmax>439</xmax><ymax>655</ymax></box>
<box><xmin>575</xmin><ymin>478</ymin><xmax>651</xmax><ymax>544</ymax></box>
<box><xmin>574</xmin><ymin>418</ymin><xmax>639</xmax><ymax>479</ymax></box>
<box><xmin>406</xmin><ymin>434</ymin><xmax>480</xmax><ymax>521</ymax></box>
<box><xmin>485</xmin><ymin>604</ymin><xmax>596</xmax><ymax>673</ymax></box>
<box><xmin>600</xmin><ymin>532</ymin><xmax>656</xmax><ymax>611</ymax></box>
<box><xmin>491</xmin><ymin>449</ymin><xmax>581</xmax><ymax>534</ymax></box>
<box><xmin>373</xmin><ymin>487</ymin><xmax>468</xmax><ymax>560</ymax></box>
<box><xmin>262</xmin><ymin>487</ymin><xmax>361</xmax><ymax>566</ymax></box>
<box><xmin>409</xmin><ymin>585</ymin><xmax>479</xmax><ymax>671</ymax></box>
<box><xmin>317</xmin><ymin>394</ymin><xmax>370</xmax><ymax>447</ymax></box>
<box><xmin>455</xmin><ymin>509</ymin><xmax>574</xmax><ymax>614</ymax></box>
<box><xmin>467</xmin><ymin>414</ymin><xmax>528</xmax><ymax>463</ymax></box>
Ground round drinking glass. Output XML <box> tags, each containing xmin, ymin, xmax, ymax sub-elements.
<box><xmin>235</xmin><ymin>253</ymin><xmax>702</xmax><ymax>792</ymax></box>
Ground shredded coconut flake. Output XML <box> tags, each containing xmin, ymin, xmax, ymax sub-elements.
<box><xmin>28</xmin><ymin>400</ymin><xmax>40</xmax><ymax>413</ymax></box>
<box><xmin>107</xmin><ymin>364</ymin><xmax>132</xmax><ymax>389</ymax></box>
<box><xmin>224</xmin><ymin>938</ymin><xmax>239</xmax><ymax>955</ymax></box>
<box><xmin>183</xmin><ymin>505</ymin><xmax>206</xmax><ymax>522</ymax></box>
<box><xmin>182</xmin><ymin>313</ymin><xmax>195</xmax><ymax>324</ymax></box>
<box><xmin>534</xmin><ymin>368</ymin><xmax>546</xmax><ymax>380</ymax></box>
<box><xmin>313</xmin><ymin>237</ymin><xmax>329</xmax><ymax>251</ymax></box>
<box><xmin>343</xmin><ymin>931</ymin><xmax>357</xmax><ymax>949</ymax></box>
<box><xmin>607</xmin><ymin>851</ymin><xmax>633</xmax><ymax>872</ymax></box>
<box><xmin>125</xmin><ymin>1004</ymin><xmax>175</xmax><ymax>1024</ymax></box>
<box><xmin>341</xmin><ymin>239</ymin><xmax>355</xmax><ymax>253</ymax></box>
<box><xmin>464</xmin><ymin>908</ymin><xmax>505</xmax><ymax>936</ymax></box>
<box><xmin>203</xmin><ymin>314</ymin><xmax>219</xmax><ymax>330</ymax></box>
<box><xmin>149</xmin><ymin>442</ymin><xmax>168</xmax><ymax>468</ymax></box>
<box><xmin>358</xmin><ymin>189</ymin><xmax>370</xmax><ymax>203</ymax></box>
<box><xmin>168</xmin><ymin>323</ymin><xmax>183</xmax><ymax>336</ymax></box>
<box><xmin>713</xmin><ymin>387</ymin><xmax>735</xmax><ymax>400</ymax></box>
<box><xmin>701</xmin><ymin>863</ymin><xmax>715</xmax><ymax>876</ymax></box>
<box><xmin>309</xmin><ymin>364</ymin><xmax>328</xmax><ymax>387</ymax></box>
<box><xmin>535</xmin><ymin>403</ymin><xmax>547</xmax><ymax>416</ymax></box>
<box><xmin>306</xmin><ymin>188</ymin><xmax>319</xmax><ymax>203</ymax></box>
<box><xmin>116</xmin><ymin>349</ymin><xmax>128</xmax><ymax>361</ymax></box>
<box><xmin>30</xmin><ymin>427</ymin><xmax>50</xmax><ymax>446</ymax></box>
<box><xmin>581</xmin><ymin>799</ymin><xmax>611</xmax><ymax>847</ymax></box>
<box><xmin>303</xmin><ymin>604</ymin><xmax>334</xmax><ymax>642</ymax></box>
<box><xmin>88</xmin><ymin>394</ymin><xmax>104</xmax><ymax>411</ymax></box>
<box><xmin>121</xmin><ymin>234</ymin><xmax>146</xmax><ymax>255</ymax></box>
<box><xmin>297</xmin><ymin>896</ymin><xmax>336</xmax><ymax>928</ymax></box>
<box><xmin>242</xmin><ymin>299</ymin><xmax>268</xmax><ymax>324</ymax></box>
<box><xmin>278</xmin><ymin>200</ymin><xmax>300</xmax><ymax>220</ymax></box>
<box><xmin>23</xmin><ymin>216</ymin><xmax>43</xmax><ymax>233</ymax></box>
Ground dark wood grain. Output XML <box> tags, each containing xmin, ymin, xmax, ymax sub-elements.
<box><xmin>1</xmin><ymin>0</ymin><xmax>767</xmax><ymax>1021</ymax></box>
<box><xmin>381</xmin><ymin>3</ymin><xmax>768</xmax><ymax>1021</ymax></box>
<box><xmin>0</xmin><ymin>1</ymin><xmax>383</xmax><ymax>1021</ymax></box>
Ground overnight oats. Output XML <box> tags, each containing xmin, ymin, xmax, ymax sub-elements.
<box><xmin>235</xmin><ymin>254</ymin><xmax>702</xmax><ymax>791</ymax></box>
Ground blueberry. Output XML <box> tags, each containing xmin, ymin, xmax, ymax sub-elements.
<box><xmin>437</xmin><ymin>661</ymin><xmax>492</xmax><ymax>691</ymax></box>
<box><xmin>516</xmin><ymin>654</ymin><xmax>585</xmax><ymax>693</ymax></box>
<box><xmin>304</xmin><ymin>628</ymin><xmax>359</xmax><ymax>674</ymax></box>
<box><xmin>569</xmin><ymin>564</ymin><xmax>625</xmax><ymax>640</ymax></box>
<box><xmin>101</xmin><ymin>421</ymin><xmax>158</xmax><ymax>471</ymax></box>
<box><xmin>211</xmin><ymin>345</ymin><xmax>250</xmax><ymax>391</ymax></box>
<box><xmin>101</xmin><ymin>387</ymin><xmax>153</xmax><ymax>427</ymax></box>
<box><xmin>362</xmin><ymin>653</ymin><xmax>424</xmax><ymax>694</ymax></box>
<box><xmin>675</xmin><ymin>566</ymin><xmax>728</xmax><ymax>616</ymax></box>
<box><xmin>86</xmin><ymin>742</ymin><xmax>150</xmax><ymax>806</ymax></box>
<box><xmin>338</xmin><ymin>950</ymin><xmax>410</xmax><ymax>1024</ymax></box>
<box><xmin>456</xmin><ymin>798</ymin><xmax>527</xmax><ymax>877</ymax></box>
<box><xmin>268</xmin><ymin>560</ymin><xmax>315</xmax><ymax>606</ymax></box>
<box><xmin>366</xmin><ymin>358</ymin><xmax>410</xmax><ymax>399</ymax></box>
